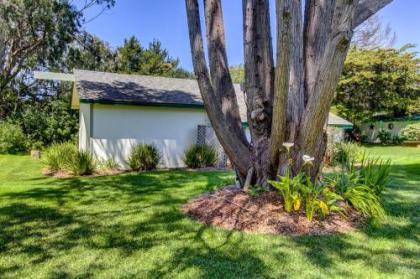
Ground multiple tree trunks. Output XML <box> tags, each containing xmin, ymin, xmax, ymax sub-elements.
<box><xmin>185</xmin><ymin>0</ymin><xmax>393</xmax><ymax>186</ymax></box>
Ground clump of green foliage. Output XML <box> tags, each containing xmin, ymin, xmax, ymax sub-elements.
<box><xmin>67</xmin><ymin>150</ymin><xmax>96</xmax><ymax>176</ymax></box>
<box><xmin>269</xmin><ymin>146</ymin><xmax>344</xmax><ymax>221</ymax></box>
<box><xmin>377</xmin><ymin>130</ymin><xmax>393</xmax><ymax>144</ymax></box>
<box><xmin>183</xmin><ymin>144</ymin><xmax>218</xmax><ymax>168</ymax></box>
<box><xmin>332</xmin><ymin>142</ymin><xmax>365</xmax><ymax>167</ymax></box>
<box><xmin>269</xmin><ymin>143</ymin><xmax>390</xmax><ymax>221</ymax></box>
<box><xmin>128</xmin><ymin>144</ymin><xmax>160</xmax><ymax>171</ymax></box>
<box><xmin>43</xmin><ymin>143</ymin><xmax>96</xmax><ymax>175</ymax></box>
<box><xmin>42</xmin><ymin>142</ymin><xmax>77</xmax><ymax>171</ymax></box>
<box><xmin>0</xmin><ymin>121</ymin><xmax>28</xmax><ymax>154</ymax></box>
<box><xmin>328</xmin><ymin>170</ymin><xmax>385</xmax><ymax>218</ymax></box>
<box><xmin>360</xmin><ymin>156</ymin><xmax>391</xmax><ymax>195</ymax></box>
<box><xmin>400</xmin><ymin>123</ymin><xmax>420</xmax><ymax>141</ymax></box>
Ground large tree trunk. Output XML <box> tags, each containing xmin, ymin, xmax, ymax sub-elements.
<box><xmin>185</xmin><ymin>0</ymin><xmax>393</xmax><ymax>187</ymax></box>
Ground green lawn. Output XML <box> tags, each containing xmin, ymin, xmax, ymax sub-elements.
<box><xmin>0</xmin><ymin>146</ymin><xmax>419</xmax><ymax>278</ymax></box>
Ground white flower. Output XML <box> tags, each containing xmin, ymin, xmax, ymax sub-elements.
<box><xmin>302</xmin><ymin>155</ymin><xmax>315</xmax><ymax>164</ymax></box>
<box><xmin>282</xmin><ymin>142</ymin><xmax>294</xmax><ymax>149</ymax></box>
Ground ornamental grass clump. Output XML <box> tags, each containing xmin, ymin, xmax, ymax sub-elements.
<box><xmin>43</xmin><ymin>142</ymin><xmax>78</xmax><ymax>171</ymax></box>
<box><xmin>43</xmin><ymin>142</ymin><xmax>96</xmax><ymax>175</ymax></box>
<box><xmin>183</xmin><ymin>144</ymin><xmax>218</xmax><ymax>168</ymax></box>
<box><xmin>333</xmin><ymin>142</ymin><xmax>365</xmax><ymax>168</ymax></box>
<box><xmin>67</xmin><ymin>150</ymin><xmax>96</xmax><ymax>175</ymax></box>
<box><xmin>128</xmin><ymin>143</ymin><xmax>160</xmax><ymax>171</ymax></box>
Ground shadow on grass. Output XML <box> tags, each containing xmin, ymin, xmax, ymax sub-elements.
<box><xmin>0</xmin><ymin>165</ymin><xmax>418</xmax><ymax>277</ymax></box>
<box><xmin>0</xmin><ymin>170</ymin><xmax>275</xmax><ymax>277</ymax></box>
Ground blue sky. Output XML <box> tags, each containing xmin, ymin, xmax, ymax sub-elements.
<box><xmin>78</xmin><ymin>0</ymin><xmax>420</xmax><ymax>71</ymax></box>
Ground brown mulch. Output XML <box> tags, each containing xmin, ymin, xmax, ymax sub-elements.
<box><xmin>182</xmin><ymin>186</ymin><xmax>362</xmax><ymax>236</ymax></box>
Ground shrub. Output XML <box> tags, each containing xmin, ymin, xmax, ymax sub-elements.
<box><xmin>377</xmin><ymin>130</ymin><xmax>392</xmax><ymax>144</ymax></box>
<box><xmin>17</xmin><ymin>97</ymin><xmax>78</xmax><ymax>148</ymax></box>
<box><xmin>400</xmin><ymin>123</ymin><xmax>420</xmax><ymax>141</ymax></box>
<box><xmin>328</xmin><ymin>168</ymin><xmax>385</xmax><ymax>218</ymax></box>
<box><xmin>183</xmin><ymin>144</ymin><xmax>218</xmax><ymax>168</ymax></box>
<box><xmin>42</xmin><ymin>142</ymin><xmax>78</xmax><ymax>171</ymax></box>
<box><xmin>0</xmin><ymin>121</ymin><xmax>28</xmax><ymax>154</ymax></box>
<box><xmin>360</xmin><ymin>157</ymin><xmax>391</xmax><ymax>195</ymax></box>
<box><xmin>128</xmin><ymin>144</ymin><xmax>160</xmax><ymax>171</ymax></box>
<box><xmin>333</xmin><ymin>142</ymin><xmax>365</xmax><ymax>168</ymax></box>
<box><xmin>341</xmin><ymin>185</ymin><xmax>385</xmax><ymax>218</ymax></box>
<box><xmin>67</xmin><ymin>150</ymin><xmax>96</xmax><ymax>175</ymax></box>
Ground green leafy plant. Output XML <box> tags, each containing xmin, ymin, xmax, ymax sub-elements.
<box><xmin>333</xmin><ymin>142</ymin><xmax>365</xmax><ymax>168</ymax></box>
<box><xmin>377</xmin><ymin>130</ymin><xmax>392</xmax><ymax>144</ymax></box>
<box><xmin>400</xmin><ymin>123</ymin><xmax>420</xmax><ymax>141</ymax></box>
<box><xmin>0</xmin><ymin>121</ymin><xmax>28</xmax><ymax>154</ymax></box>
<box><xmin>300</xmin><ymin>177</ymin><xmax>344</xmax><ymax>221</ymax></box>
<box><xmin>128</xmin><ymin>143</ymin><xmax>160</xmax><ymax>171</ymax></box>
<box><xmin>342</xmin><ymin>185</ymin><xmax>385</xmax><ymax>218</ymax></box>
<box><xmin>269</xmin><ymin>173</ymin><xmax>303</xmax><ymax>212</ymax></box>
<box><xmin>183</xmin><ymin>144</ymin><xmax>218</xmax><ymax>168</ymax></box>
<box><xmin>327</xmin><ymin>168</ymin><xmax>385</xmax><ymax>218</ymax></box>
<box><xmin>269</xmin><ymin>144</ymin><xmax>343</xmax><ymax>220</ymax></box>
<box><xmin>360</xmin><ymin>156</ymin><xmax>391</xmax><ymax>195</ymax></box>
<box><xmin>42</xmin><ymin>142</ymin><xmax>78</xmax><ymax>171</ymax></box>
<box><xmin>67</xmin><ymin>150</ymin><xmax>96</xmax><ymax>175</ymax></box>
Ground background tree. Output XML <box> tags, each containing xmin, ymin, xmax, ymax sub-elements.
<box><xmin>116</xmin><ymin>37</ymin><xmax>193</xmax><ymax>78</ymax></box>
<box><xmin>185</xmin><ymin>0</ymin><xmax>395</xmax><ymax>186</ymax></box>
<box><xmin>67</xmin><ymin>31</ymin><xmax>117</xmax><ymax>72</ymax></box>
<box><xmin>229</xmin><ymin>65</ymin><xmax>245</xmax><ymax>83</ymax></box>
<box><xmin>335</xmin><ymin>46</ymin><xmax>420</xmax><ymax>123</ymax></box>
<box><xmin>116</xmin><ymin>36</ymin><xmax>144</xmax><ymax>74</ymax></box>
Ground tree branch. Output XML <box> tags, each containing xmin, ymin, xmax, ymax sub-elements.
<box><xmin>270</xmin><ymin>0</ymin><xmax>293</xmax><ymax>166</ymax></box>
<box><xmin>185</xmin><ymin>0</ymin><xmax>251</xmax><ymax>177</ymax></box>
<box><xmin>299</xmin><ymin>0</ymin><xmax>358</xmax><ymax>160</ymax></box>
<box><xmin>353</xmin><ymin>0</ymin><xmax>394</xmax><ymax>28</ymax></box>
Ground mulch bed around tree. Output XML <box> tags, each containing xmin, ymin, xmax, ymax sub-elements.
<box><xmin>182</xmin><ymin>186</ymin><xmax>362</xmax><ymax>236</ymax></box>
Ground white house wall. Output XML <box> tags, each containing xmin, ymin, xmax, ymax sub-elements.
<box><xmin>79</xmin><ymin>103</ymin><xmax>91</xmax><ymax>151</ymax></box>
<box><xmin>87</xmin><ymin>104</ymin><xmax>210</xmax><ymax>169</ymax></box>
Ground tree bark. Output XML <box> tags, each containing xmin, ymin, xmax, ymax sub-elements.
<box><xmin>185</xmin><ymin>0</ymin><xmax>251</xmax><ymax>180</ymax></box>
<box><xmin>243</xmin><ymin>0</ymin><xmax>274</xmax><ymax>185</ymax></box>
<box><xmin>185</xmin><ymin>0</ymin><xmax>394</xmax><ymax>187</ymax></box>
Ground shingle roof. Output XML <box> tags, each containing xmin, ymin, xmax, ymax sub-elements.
<box><xmin>74</xmin><ymin>69</ymin><xmax>351</xmax><ymax>127</ymax></box>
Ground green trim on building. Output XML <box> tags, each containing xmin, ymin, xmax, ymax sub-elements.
<box><xmin>328</xmin><ymin>124</ymin><xmax>353</xmax><ymax>129</ymax></box>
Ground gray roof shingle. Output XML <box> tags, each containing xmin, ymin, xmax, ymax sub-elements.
<box><xmin>74</xmin><ymin>69</ymin><xmax>351</xmax><ymax>127</ymax></box>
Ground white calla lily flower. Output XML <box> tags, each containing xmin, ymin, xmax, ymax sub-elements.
<box><xmin>302</xmin><ymin>155</ymin><xmax>315</xmax><ymax>164</ymax></box>
<box><xmin>282</xmin><ymin>142</ymin><xmax>294</xmax><ymax>149</ymax></box>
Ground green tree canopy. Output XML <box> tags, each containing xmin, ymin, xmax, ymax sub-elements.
<box><xmin>335</xmin><ymin>46</ymin><xmax>420</xmax><ymax>123</ymax></box>
<box><xmin>116</xmin><ymin>37</ymin><xmax>192</xmax><ymax>78</ymax></box>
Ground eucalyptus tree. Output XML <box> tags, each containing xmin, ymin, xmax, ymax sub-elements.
<box><xmin>185</xmin><ymin>0</ymin><xmax>394</xmax><ymax>186</ymax></box>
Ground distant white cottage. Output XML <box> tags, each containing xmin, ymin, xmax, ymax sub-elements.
<box><xmin>35</xmin><ymin>69</ymin><xmax>353</xmax><ymax>169</ymax></box>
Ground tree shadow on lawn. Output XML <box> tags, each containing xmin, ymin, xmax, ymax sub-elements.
<box><xmin>0</xmin><ymin>167</ymin><xmax>418</xmax><ymax>278</ymax></box>
<box><xmin>0</xmin><ymin>170</ymin><xmax>276</xmax><ymax>277</ymax></box>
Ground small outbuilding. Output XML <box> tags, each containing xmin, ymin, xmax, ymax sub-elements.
<box><xmin>36</xmin><ymin>69</ymin><xmax>353</xmax><ymax>169</ymax></box>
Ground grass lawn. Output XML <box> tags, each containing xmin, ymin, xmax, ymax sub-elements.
<box><xmin>0</xmin><ymin>146</ymin><xmax>419</xmax><ymax>278</ymax></box>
